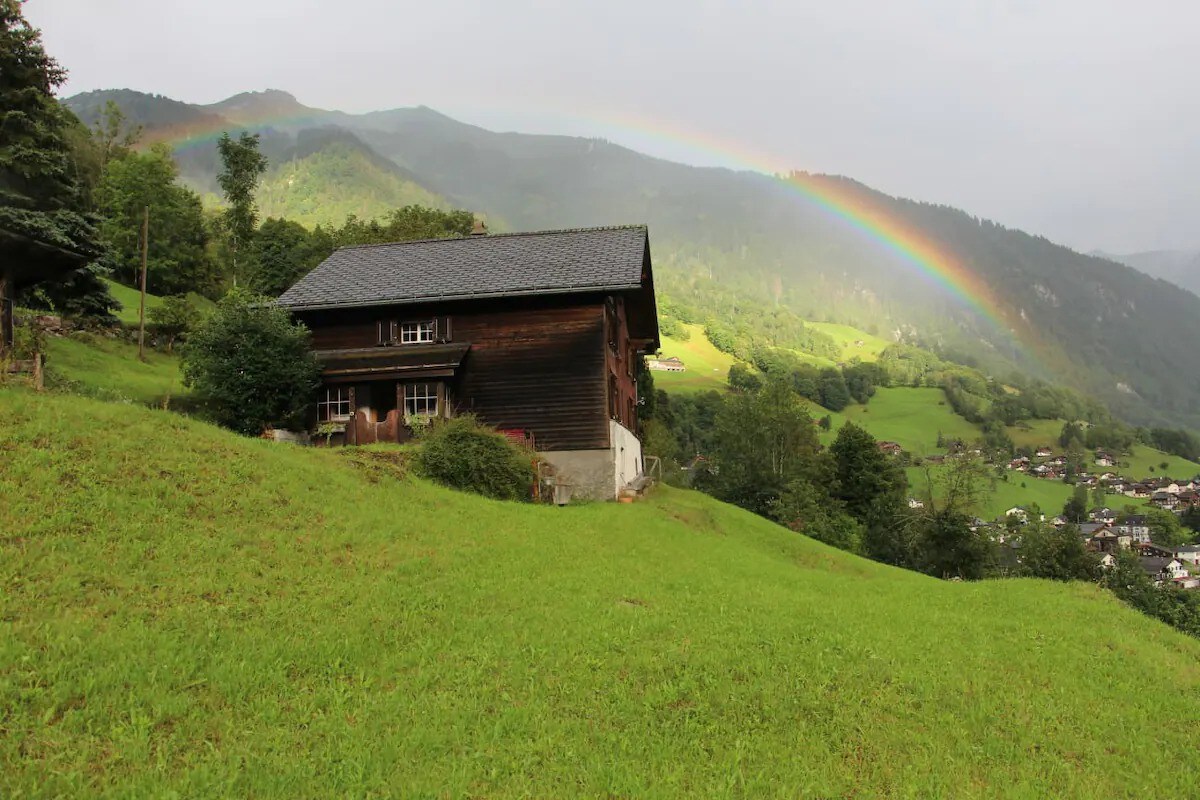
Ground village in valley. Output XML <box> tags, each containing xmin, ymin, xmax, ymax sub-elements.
<box><xmin>905</xmin><ymin>439</ymin><xmax>1200</xmax><ymax>588</ymax></box>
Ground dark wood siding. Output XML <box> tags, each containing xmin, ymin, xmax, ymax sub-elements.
<box><xmin>604</xmin><ymin>296</ymin><xmax>640</xmax><ymax>433</ymax></box>
<box><xmin>297</xmin><ymin>294</ymin><xmax>610</xmax><ymax>451</ymax></box>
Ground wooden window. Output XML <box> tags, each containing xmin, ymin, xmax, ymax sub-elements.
<box><xmin>404</xmin><ymin>382</ymin><xmax>439</xmax><ymax>417</ymax></box>
<box><xmin>317</xmin><ymin>386</ymin><xmax>352</xmax><ymax>422</ymax></box>
<box><xmin>399</xmin><ymin>320</ymin><xmax>435</xmax><ymax>344</ymax></box>
<box><xmin>377</xmin><ymin>320</ymin><xmax>396</xmax><ymax>345</ymax></box>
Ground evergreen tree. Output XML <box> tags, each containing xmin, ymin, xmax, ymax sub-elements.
<box><xmin>0</xmin><ymin>0</ymin><xmax>113</xmax><ymax>316</ymax></box>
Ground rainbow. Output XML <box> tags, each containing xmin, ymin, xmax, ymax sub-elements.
<box><xmin>151</xmin><ymin>99</ymin><xmax>1038</xmax><ymax>364</ymax></box>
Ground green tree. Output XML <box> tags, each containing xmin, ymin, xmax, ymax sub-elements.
<box><xmin>1020</xmin><ymin>523</ymin><xmax>1099</xmax><ymax>581</ymax></box>
<box><xmin>1182</xmin><ymin>505</ymin><xmax>1200</xmax><ymax>535</ymax></box>
<box><xmin>770</xmin><ymin>479</ymin><xmax>863</xmax><ymax>554</ymax></box>
<box><xmin>94</xmin><ymin>145</ymin><xmax>214</xmax><ymax>295</ymax></box>
<box><xmin>916</xmin><ymin>509</ymin><xmax>991</xmax><ymax>580</ymax></box>
<box><xmin>216</xmin><ymin>131</ymin><xmax>268</xmax><ymax>283</ymax></box>
<box><xmin>817</xmin><ymin>367</ymin><xmax>852</xmax><ymax>411</ymax></box>
<box><xmin>91</xmin><ymin>100</ymin><xmax>141</xmax><ymax>171</ymax></box>
<box><xmin>148</xmin><ymin>294</ymin><xmax>202</xmax><ymax>352</ymax></box>
<box><xmin>246</xmin><ymin>217</ymin><xmax>330</xmax><ymax>296</ymax></box>
<box><xmin>1143</xmin><ymin>507</ymin><xmax>1189</xmax><ymax>547</ymax></box>
<box><xmin>1090</xmin><ymin>484</ymin><xmax>1108</xmax><ymax>512</ymax></box>
<box><xmin>0</xmin><ymin>0</ymin><xmax>113</xmax><ymax>317</ymax></box>
<box><xmin>931</xmin><ymin>453</ymin><xmax>995</xmax><ymax>516</ymax></box>
<box><xmin>1062</xmin><ymin>486</ymin><xmax>1088</xmax><ymax>523</ymax></box>
<box><xmin>830</xmin><ymin>422</ymin><xmax>908</xmax><ymax>562</ymax></box>
<box><xmin>702</xmin><ymin>379</ymin><xmax>821</xmax><ymax>517</ymax></box>
<box><xmin>727</xmin><ymin>362</ymin><xmax>762</xmax><ymax>393</ymax></box>
<box><xmin>330</xmin><ymin>205</ymin><xmax>473</xmax><ymax>247</ymax></box>
<box><xmin>181</xmin><ymin>289</ymin><xmax>320</xmax><ymax>435</ymax></box>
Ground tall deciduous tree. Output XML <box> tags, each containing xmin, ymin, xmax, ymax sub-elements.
<box><xmin>216</xmin><ymin>131</ymin><xmax>267</xmax><ymax>283</ymax></box>
<box><xmin>94</xmin><ymin>145</ymin><xmax>215</xmax><ymax>296</ymax></box>
<box><xmin>703</xmin><ymin>379</ymin><xmax>822</xmax><ymax>517</ymax></box>
<box><xmin>91</xmin><ymin>100</ymin><xmax>142</xmax><ymax>171</ymax></box>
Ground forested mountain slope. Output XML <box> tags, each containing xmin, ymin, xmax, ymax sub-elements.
<box><xmin>1100</xmin><ymin>249</ymin><xmax>1200</xmax><ymax>297</ymax></box>
<box><xmin>4</xmin><ymin>386</ymin><xmax>1200</xmax><ymax>796</ymax></box>
<box><xmin>64</xmin><ymin>89</ymin><xmax>1200</xmax><ymax>430</ymax></box>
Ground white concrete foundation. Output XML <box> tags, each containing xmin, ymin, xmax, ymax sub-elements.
<box><xmin>540</xmin><ymin>421</ymin><xmax>643</xmax><ymax>501</ymax></box>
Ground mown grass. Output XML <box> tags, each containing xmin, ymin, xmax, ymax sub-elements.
<box><xmin>102</xmin><ymin>279</ymin><xmax>164</xmax><ymax>327</ymax></box>
<box><xmin>806</xmin><ymin>321</ymin><xmax>890</xmax><ymax>362</ymax></box>
<box><xmin>3</xmin><ymin>387</ymin><xmax>1200</xmax><ymax>797</ymax></box>
<box><xmin>654</xmin><ymin>323</ymin><xmax>739</xmax><ymax>393</ymax></box>
<box><xmin>836</xmin><ymin>387</ymin><xmax>980</xmax><ymax>456</ymax></box>
<box><xmin>1121</xmin><ymin>444</ymin><xmax>1200</xmax><ymax>480</ymax></box>
<box><xmin>43</xmin><ymin>334</ymin><xmax>184</xmax><ymax>406</ymax></box>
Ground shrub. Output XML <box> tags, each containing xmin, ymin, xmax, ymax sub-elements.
<box><xmin>416</xmin><ymin>416</ymin><xmax>536</xmax><ymax>501</ymax></box>
<box><xmin>149</xmin><ymin>294</ymin><xmax>203</xmax><ymax>351</ymax></box>
<box><xmin>181</xmin><ymin>289</ymin><xmax>320</xmax><ymax>435</ymax></box>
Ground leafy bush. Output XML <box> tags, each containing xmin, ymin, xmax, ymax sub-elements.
<box><xmin>415</xmin><ymin>416</ymin><xmax>536</xmax><ymax>501</ymax></box>
<box><xmin>181</xmin><ymin>289</ymin><xmax>320</xmax><ymax>435</ymax></box>
<box><xmin>148</xmin><ymin>294</ymin><xmax>203</xmax><ymax>351</ymax></box>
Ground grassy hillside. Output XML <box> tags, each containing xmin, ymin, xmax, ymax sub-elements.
<box><xmin>837</xmin><ymin>387</ymin><xmax>979</xmax><ymax>456</ymax></box>
<box><xmin>43</xmin><ymin>334</ymin><xmax>183</xmax><ymax>405</ymax></box>
<box><xmin>654</xmin><ymin>323</ymin><xmax>739</xmax><ymax>393</ymax></box>
<box><xmin>4</xmin><ymin>388</ymin><xmax>1200</xmax><ymax>796</ymax></box>
<box><xmin>103</xmin><ymin>278</ymin><xmax>164</xmax><ymax>326</ymax></box>
<box><xmin>255</xmin><ymin>141</ymin><xmax>448</xmax><ymax>228</ymax></box>
<box><xmin>1122</xmin><ymin>444</ymin><xmax>1200</xmax><ymax>480</ymax></box>
<box><xmin>806</xmin><ymin>321</ymin><xmax>890</xmax><ymax>362</ymax></box>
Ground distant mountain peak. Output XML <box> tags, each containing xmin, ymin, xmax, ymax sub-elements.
<box><xmin>203</xmin><ymin>89</ymin><xmax>324</xmax><ymax>123</ymax></box>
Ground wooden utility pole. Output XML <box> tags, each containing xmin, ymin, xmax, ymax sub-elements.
<box><xmin>137</xmin><ymin>205</ymin><xmax>148</xmax><ymax>361</ymax></box>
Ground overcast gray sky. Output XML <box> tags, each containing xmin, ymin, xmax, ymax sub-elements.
<box><xmin>26</xmin><ymin>0</ymin><xmax>1200</xmax><ymax>254</ymax></box>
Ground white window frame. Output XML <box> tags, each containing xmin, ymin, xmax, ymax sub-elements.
<box><xmin>404</xmin><ymin>382</ymin><xmax>439</xmax><ymax>418</ymax></box>
<box><xmin>317</xmin><ymin>386</ymin><xmax>352</xmax><ymax>422</ymax></box>
<box><xmin>399</xmin><ymin>320</ymin><xmax>436</xmax><ymax>344</ymax></box>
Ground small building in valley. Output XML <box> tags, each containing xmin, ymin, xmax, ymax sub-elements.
<box><xmin>277</xmin><ymin>225</ymin><xmax>660</xmax><ymax>500</ymax></box>
<box><xmin>647</xmin><ymin>356</ymin><xmax>686</xmax><ymax>372</ymax></box>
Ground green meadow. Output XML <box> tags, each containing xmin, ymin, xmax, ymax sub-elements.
<box><xmin>909</xmin><ymin>465</ymin><xmax>1078</xmax><ymax>520</ymax></box>
<box><xmin>43</xmin><ymin>334</ymin><xmax>184</xmax><ymax>406</ymax></box>
<box><xmin>4</xmin><ymin>386</ymin><xmax>1200</xmax><ymax>797</ymax></box>
<box><xmin>654</xmin><ymin>323</ymin><xmax>739</xmax><ymax>393</ymax></box>
<box><xmin>836</xmin><ymin>386</ymin><xmax>979</xmax><ymax>455</ymax></box>
<box><xmin>102</xmin><ymin>278</ymin><xmax>164</xmax><ymax>326</ymax></box>
<box><xmin>806</xmin><ymin>320</ymin><xmax>890</xmax><ymax>362</ymax></box>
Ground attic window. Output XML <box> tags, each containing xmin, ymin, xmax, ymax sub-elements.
<box><xmin>400</xmin><ymin>320</ymin><xmax>435</xmax><ymax>344</ymax></box>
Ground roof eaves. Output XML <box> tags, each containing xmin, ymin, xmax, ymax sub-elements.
<box><xmin>334</xmin><ymin>224</ymin><xmax>649</xmax><ymax>253</ymax></box>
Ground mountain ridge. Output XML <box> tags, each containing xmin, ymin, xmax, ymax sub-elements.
<box><xmin>63</xmin><ymin>88</ymin><xmax>1200</xmax><ymax>431</ymax></box>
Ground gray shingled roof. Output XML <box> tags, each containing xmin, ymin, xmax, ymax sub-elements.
<box><xmin>277</xmin><ymin>225</ymin><xmax>648</xmax><ymax>310</ymax></box>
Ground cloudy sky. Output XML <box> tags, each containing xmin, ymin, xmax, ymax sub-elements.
<box><xmin>27</xmin><ymin>0</ymin><xmax>1199</xmax><ymax>254</ymax></box>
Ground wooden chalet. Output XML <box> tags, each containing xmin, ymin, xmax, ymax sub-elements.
<box><xmin>277</xmin><ymin>225</ymin><xmax>659</xmax><ymax>500</ymax></box>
